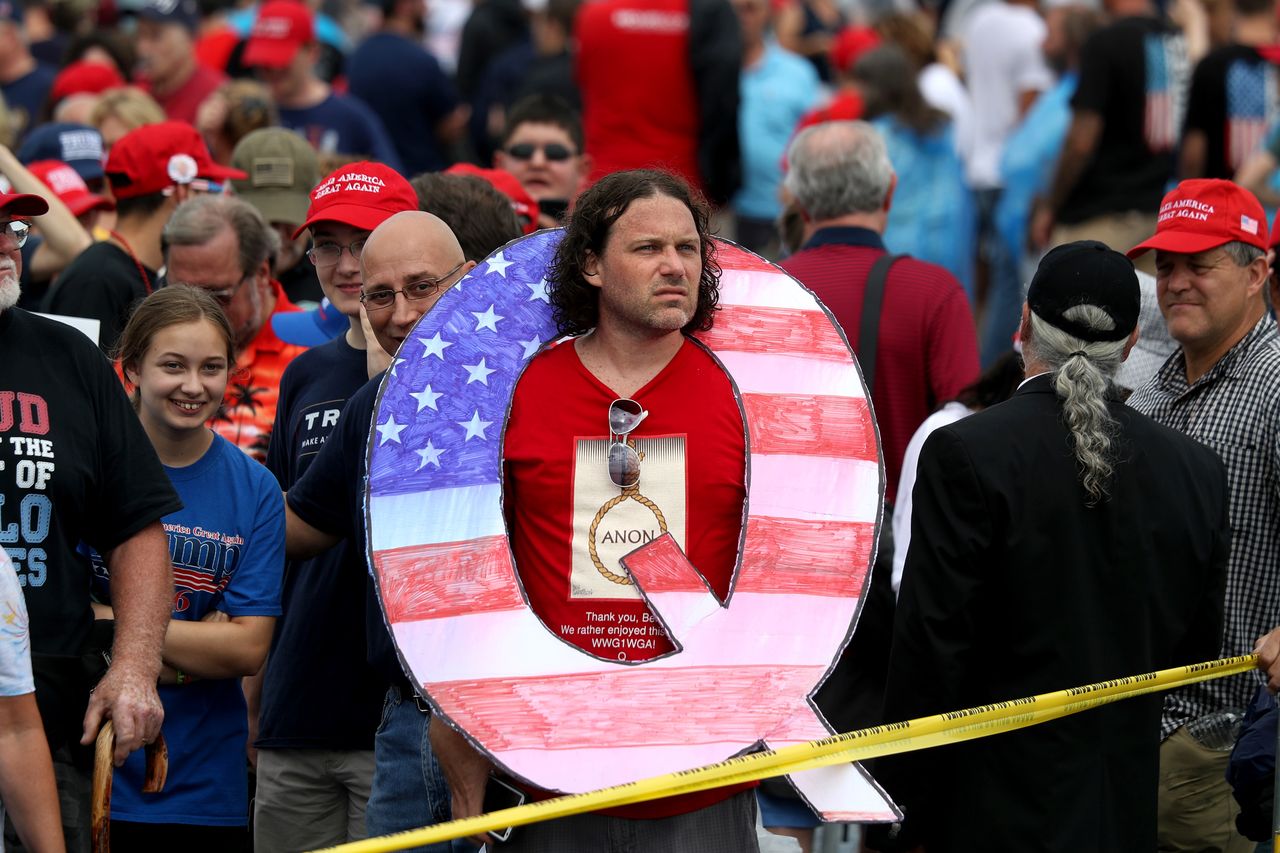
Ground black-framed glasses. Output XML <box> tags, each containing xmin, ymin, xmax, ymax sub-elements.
<box><xmin>359</xmin><ymin>261</ymin><xmax>466</xmax><ymax>311</ymax></box>
<box><xmin>505</xmin><ymin>142</ymin><xmax>574</xmax><ymax>162</ymax></box>
<box><xmin>308</xmin><ymin>237</ymin><xmax>367</xmax><ymax>267</ymax></box>
<box><xmin>607</xmin><ymin>398</ymin><xmax>648</xmax><ymax>489</ymax></box>
<box><xmin>0</xmin><ymin>220</ymin><xmax>30</xmax><ymax>249</ymax></box>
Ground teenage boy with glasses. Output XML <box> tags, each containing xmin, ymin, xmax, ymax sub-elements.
<box><xmin>248</xmin><ymin>162</ymin><xmax>416</xmax><ymax>852</ymax></box>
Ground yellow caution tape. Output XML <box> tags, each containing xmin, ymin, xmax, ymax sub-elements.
<box><xmin>314</xmin><ymin>654</ymin><xmax>1260</xmax><ymax>853</ymax></box>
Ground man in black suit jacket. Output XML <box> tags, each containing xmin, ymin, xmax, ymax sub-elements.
<box><xmin>872</xmin><ymin>241</ymin><xmax>1230</xmax><ymax>853</ymax></box>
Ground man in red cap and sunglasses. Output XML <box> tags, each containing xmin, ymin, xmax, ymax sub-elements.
<box><xmin>0</xmin><ymin>187</ymin><xmax>184</xmax><ymax>852</ymax></box>
<box><xmin>1127</xmin><ymin>178</ymin><xmax>1280</xmax><ymax>853</ymax></box>
<box><xmin>45</xmin><ymin>121</ymin><xmax>245</xmax><ymax>352</ymax></box>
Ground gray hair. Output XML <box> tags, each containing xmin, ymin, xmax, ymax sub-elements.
<box><xmin>1025</xmin><ymin>304</ymin><xmax>1128</xmax><ymax>505</ymax></box>
<box><xmin>783</xmin><ymin>121</ymin><xmax>893</xmax><ymax>220</ymax></box>
<box><xmin>1222</xmin><ymin>240</ymin><xmax>1265</xmax><ymax>267</ymax></box>
<box><xmin>163</xmin><ymin>194</ymin><xmax>280</xmax><ymax>278</ymax></box>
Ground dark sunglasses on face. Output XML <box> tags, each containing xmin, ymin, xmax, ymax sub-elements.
<box><xmin>505</xmin><ymin>142</ymin><xmax>575</xmax><ymax>162</ymax></box>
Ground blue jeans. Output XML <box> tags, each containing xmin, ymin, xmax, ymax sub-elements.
<box><xmin>365</xmin><ymin>684</ymin><xmax>465</xmax><ymax>853</ymax></box>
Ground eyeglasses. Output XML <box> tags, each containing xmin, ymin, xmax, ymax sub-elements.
<box><xmin>360</xmin><ymin>261</ymin><xmax>465</xmax><ymax>311</ymax></box>
<box><xmin>607</xmin><ymin>398</ymin><xmax>648</xmax><ymax>489</ymax></box>
<box><xmin>205</xmin><ymin>274</ymin><xmax>252</xmax><ymax>306</ymax></box>
<box><xmin>505</xmin><ymin>142</ymin><xmax>575</xmax><ymax>162</ymax></box>
<box><xmin>308</xmin><ymin>237</ymin><xmax>367</xmax><ymax>267</ymax></box>
<box><xmin>0</xmin><ymin>220</ymin><xmax>30</xmax><ymax>249</ymax></box>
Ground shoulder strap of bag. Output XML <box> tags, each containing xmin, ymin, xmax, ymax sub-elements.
<box><xmin>857</xmin><ymin>253</ymin><xmax>903</xmax><ymax>392</ymax></box>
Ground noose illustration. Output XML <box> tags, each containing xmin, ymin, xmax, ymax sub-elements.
<box><xmin>587</xmin><ymin>443</ymin><xmax>668</xmax><ymax>586</ymax></box>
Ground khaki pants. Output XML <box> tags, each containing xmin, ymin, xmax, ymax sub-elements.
<box><xmin>254</xmin><ymin>748</ymin><xmax>375</xmax><ymax>853</ymax></box>
<box><xmin>1052</xmin><ymin>210</ymin><xmax>1159</xmax><ymax>275</ymax></box>
<box><xmin>1157</xmin><ymin>727</ymin><xmax>1254</xmax><ymax>853</ymax></box>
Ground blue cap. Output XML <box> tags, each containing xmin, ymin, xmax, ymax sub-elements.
<box><xmin>17</xmin><ymin>124</ymin><xmax>105</xmax><ymax>184</ymax></box>
<box><xmin>271</xmin><ymin>298</ymin><xmax>348</xmax><ymax>346</ymax></box>
<box><xmin>137</xmin><ymin>0</ymin><xmax>200</xmax><ymax>30</ymax></box>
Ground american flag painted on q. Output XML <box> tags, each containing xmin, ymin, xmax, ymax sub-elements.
<box><xmin>365</xmin><ymin>230</ymin><xmax>897</xmax><ymax>821</ymax></box>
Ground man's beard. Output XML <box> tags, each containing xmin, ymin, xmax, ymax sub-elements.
<box><xmin>0</xmin><ymin>269</ymin><xmax>19</xmax><ymax>312</ymax></box>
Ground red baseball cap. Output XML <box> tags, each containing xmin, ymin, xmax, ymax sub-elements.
<box><xmin>49</xmin><ymin>61</ymin><xmax>125</xmax><ymax>105</ymax></box>
<box><xmin>1127</xmin><ymin>179</ymin><xmax>1269</xmax><ymax>258</ymax></box>
<box><xmin>104</xmin><ymin>121</ymin><xmax>246</xmax><ymax>199</ymax></box>
<box><xmin>244</xmin><ymin>1</ymin><xmax>315</xmax><ymax>69</ymax></box>
<box><xmin>830</xmin><ymin>26</ymin><xmax>881</xmax><ymax>76</ymax></box>
<box><xmin>27</xmin><ymin>160</ymin><xmax>115</xmax><ymax>217</ymax></box>
<box><xmin>295</xmin><ymin>161</ymin><xmax>417</xmax><ymax>238</ymax></box>
<box><xmin>0</xmin><ymin>192</ymin><xmax>48</xmax><ymax>218</ymax></box>
<box><xmin>446</xmin><ymin>163</ymin><xmax>540</xmax><ymax>235</ymax></box>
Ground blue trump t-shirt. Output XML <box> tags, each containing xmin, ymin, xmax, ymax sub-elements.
<box><xmin>91</xmin><ymin>434</ymin><xmax>284</xmax><ymax>826</ymax></box>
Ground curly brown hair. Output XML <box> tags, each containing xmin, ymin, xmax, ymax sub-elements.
<box><xmin>547</xmin><ymin>169</ymin><xmax>721</xmax><ymax>337</ymax></box>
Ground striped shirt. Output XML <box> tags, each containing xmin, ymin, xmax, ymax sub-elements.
<box><xmin>1128</xmin><ymin>314</ymin><xmax>1280</xmax><ymax>737</ymax></box>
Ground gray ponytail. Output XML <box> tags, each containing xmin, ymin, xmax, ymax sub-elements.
<box><xmin>1026</xmin><ymin>305</ymin><xmax>1127</xmax><ymax>505</ymax></box>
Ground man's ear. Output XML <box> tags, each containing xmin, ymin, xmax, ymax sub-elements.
<box><xmin>1017</xmin><ymin>302</ymin><xmax>1032</xmax><ymax>347</ymax></box>
<box><xmin>882</xmin><ymin>173</ymin><xmax>898</xmax><ymax>214</ymax></box>
<box><xmin>1247</xmin><ymin>252</ymin><xmax>1271</xmax><ymax>300</ymax></box>
<box><xmin>583</xmin><ymin>251</ymin><xmax>602</xmax><ymax>285</ymax></box>
<box><xmin>1121</xmin><ymin>325</ymin><xmax>1140</xmax><ymax>361</ymax></box>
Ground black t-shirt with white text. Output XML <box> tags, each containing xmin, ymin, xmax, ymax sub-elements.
<box><xmin>287</xmin><ymin>375</ymin><xmax>407</xmax><ymax>686</ymax></box>
<box><xmin>0</xmin><ymin>308</ymin><xmax>180</xmax><ymax>740</ymax></box>
<box><xmin>260</xmin><ymin>340</ymin><xmax>387</xmax><ymax>748</ymax></box>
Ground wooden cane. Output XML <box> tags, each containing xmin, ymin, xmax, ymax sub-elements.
<box><xmin>90</xmin><ymin>720</ymin><xmax>169</xmax><ymax>853</ymax></box>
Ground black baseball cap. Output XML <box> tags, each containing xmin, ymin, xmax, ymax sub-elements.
<box><xmin>1028</xmin><ymin>241</ymin><xmax>1139</xmax><ymax>343</ymax></box>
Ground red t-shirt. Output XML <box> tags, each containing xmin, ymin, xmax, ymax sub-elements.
<box><xmin>575</xmin><ymin>0</ymin><xmax>701</xmax><ymax>192</ymax></box>
<box><xmin>504</xmin><ymin>336</ymin><xmax>752</xmax><ymax>817</ymax></box>
<box><xmin>144</xmin><ymin>63</ymin><xmax>227</xmax><ymax>126</ymax></box>
<box><xmin>781</xmin><ymin>236</ymin><xmax>979</xmax><ymax>503</ymax></box>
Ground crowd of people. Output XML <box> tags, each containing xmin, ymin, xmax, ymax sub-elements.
<box><xmin>0</xmin><ymin>0</ymin><xmax>1276</xmax><ymax>850</ymax></box>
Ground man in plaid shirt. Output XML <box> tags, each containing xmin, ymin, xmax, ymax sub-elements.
<box><xmin>1128</xmin><ymin>178</ymin><xmax>1280</xmax><ymax>853</ymax></box>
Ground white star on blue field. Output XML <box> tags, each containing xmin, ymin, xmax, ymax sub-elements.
<box><xmin>369</xmin><ymin>233</ymin><xmax>564</xmax><ymax>498</ymax></box>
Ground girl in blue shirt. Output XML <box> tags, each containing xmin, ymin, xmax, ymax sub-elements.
<box><xmin>92</xmin><ymin>285</ymin><xmax>284</xmax><ymax>851</ymax></box>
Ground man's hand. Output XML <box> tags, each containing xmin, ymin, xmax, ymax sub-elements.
<box><xmin>80</xmin><ymin>664</ymin><xmax>164</xmax><ymax>766</ymax></box>
<box><xmin>1255</xmin><ymin>629</ymin><xmax>1280</xmax><ymax>692</ymax></box>
<box><xmin>428</xmin><ymin>715</ymin><xmax>494</xmax><ymax>846</ymax></box>
<box><xmin>359</xmin><ymin>305</ymin><xmax>392</xmax><ymax>379</ymax></box>
<box><xmin>1030</xmin><ymin>203</ymin><xmax>1055</xmax><ymax>251</ymax></box>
